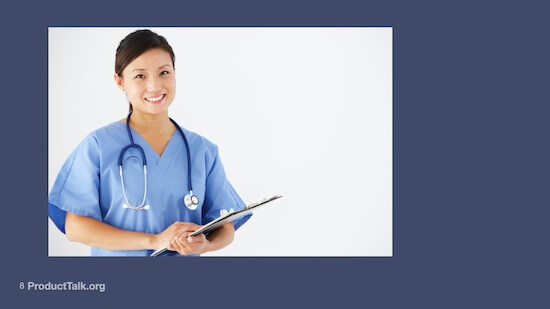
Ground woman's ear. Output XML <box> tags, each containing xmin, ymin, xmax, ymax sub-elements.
<box><xmin>114</xmin><ymin>73</ymin><xmax>125</xmax><ymax>91</ymax></box>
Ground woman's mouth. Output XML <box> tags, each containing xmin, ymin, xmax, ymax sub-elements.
<box><xmin>145</xmin><ymin>94</ymin><xmax>166</xmax><ymax>104</ymax></box>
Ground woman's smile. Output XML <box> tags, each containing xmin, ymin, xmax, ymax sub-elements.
<box><xmin>145</xmin><ymin>94</ymin><xmax>166</xmax><ymax>104</ymax></box>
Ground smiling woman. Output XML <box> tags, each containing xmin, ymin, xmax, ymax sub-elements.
<box><xmin>48</xmin><ymin>29</ymin><xmax>251</xmax><ymax>257</ymax></box>
<box><xmin>115</xmin><ymin>49</ymin><xmax>176</xmax><ymax>115</ymax></box>
<box><xmin>114</xmin><ymin>31</ymin><xmax>176</xmax><ymax>114</ymax></box>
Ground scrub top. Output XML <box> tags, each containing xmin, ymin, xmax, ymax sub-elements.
<box><xmin>49</xmin><ymin>120</ymin><xmax>251</xmax><ymax>256</ymax></box>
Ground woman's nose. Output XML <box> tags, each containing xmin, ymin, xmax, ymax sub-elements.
<box><xmin>146</xmin><ymin>76</ymin><xmax>162</xmax><ymax>92</ymax></box>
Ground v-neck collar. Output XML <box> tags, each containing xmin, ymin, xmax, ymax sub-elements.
<box><xmin>123</xmin><ymin>122</ymin><xmax>182</xmax><ymax>168</ymax></box>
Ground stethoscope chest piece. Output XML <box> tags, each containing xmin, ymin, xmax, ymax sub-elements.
<box><xmin>184</xmin><ymin>191</ymin><xmax>199</xmax><ymax>210</ymax></box>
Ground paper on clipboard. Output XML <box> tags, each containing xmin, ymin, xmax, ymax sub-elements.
<box><xmin>151</xmin><ymin>194</ymin><xmax>282</xmax><ymax>257</ymax></box>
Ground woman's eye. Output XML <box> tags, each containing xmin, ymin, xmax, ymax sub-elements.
<box><xmin>134</xmin><ymin>74</ymin><xmax>145</xmax><ymax>79</ymax></box>
<box><xmin>160</xmin><ymin>70</ymin><xmax>170</xmax><ymax>75</ymax></box>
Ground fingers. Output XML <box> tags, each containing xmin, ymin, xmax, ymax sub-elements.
<box><xmin>160</xmin><ymin>222</ymin><xmax>199</xmax><ymax>241</ymax></box>
<box><xmin>159</xmin><ymin>222</ymin><xmax>205</xmax><ymax>255</ymax></box>
<box><xmin>167</xmin><ymin>234</ymin><xmax>191</xmax><ymax>255</ymax></box>
<box><xmin>170</xmin><ymin>239</ymin><xmax>186</xmax><ymax>254</ymax></box>
<box><xmin>169</xmin><ymin>234</ymin><xmax>207</xmax><ymax>255</ymax></box>
<box><xmin>187</xmin><ymin>234</ymin><xmax>206</xmax><ymax>244</ymax></box>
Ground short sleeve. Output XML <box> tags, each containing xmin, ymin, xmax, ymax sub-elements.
<box><xmin>203</xmin><ymin>147</ymin><xmax>251</xmax><ymax>231</ymax></box>
<box><xmin>48</xmin><ymin>135</ymin><xmax>103</xmax><ymax>233</ymax></box>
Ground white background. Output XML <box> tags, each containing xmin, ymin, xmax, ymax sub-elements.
<box><xmin>48</xmin><ymin>27</ymin><xmax>392</xmax><ymax>256</ymax></box>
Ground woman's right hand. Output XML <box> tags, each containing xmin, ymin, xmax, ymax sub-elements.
<box><xmin>153</xmin><ymin>221</ymin><xmax>201</xmax><ymax>250</ymax></box>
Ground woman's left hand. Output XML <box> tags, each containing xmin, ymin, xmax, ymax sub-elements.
<box><xmin>168</xmin><ymin>233</ymin><xmax>209</xmax><ymax>255</ymax></box>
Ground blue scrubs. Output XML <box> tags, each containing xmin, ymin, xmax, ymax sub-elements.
<box><xmin>49</xmin><ymin>121</ymin><xmax>251</xmax><ymax>256</ymax></box>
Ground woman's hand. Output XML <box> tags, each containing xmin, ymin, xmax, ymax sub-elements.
<box><xmin>168</xmin><ymin>233</ymin><xmax>209</xmax><ymax>255</ymax></box>
<box><xmin>153</xmin><ymin>221</ymin><xmax>234</xmax><ymax>255</ymax></box>
<box><xmin>153</xmin><ymin>221</ymin><xmax>204</xmax><ymax>253</ymax></box>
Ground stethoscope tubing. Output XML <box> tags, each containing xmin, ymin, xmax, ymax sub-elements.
<box><xmin>119</xmin><ymin>112</ymin><xmax>196</xmax><ymax>210</ymax></box>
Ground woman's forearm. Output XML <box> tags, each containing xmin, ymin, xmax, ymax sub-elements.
<box><xmin>201</xmin><ymin>222</ymin><xmax>235</xmax><ymax>254</ymax></box>
<box><xmin>65</xmin><ymin>212</ymin><xmax>156</xmax><ymax>251</ymax></box>
<box><xmin>65</xmin><ymin>212</ymin><xmax>235</xmax><ymax>254</ymax></box>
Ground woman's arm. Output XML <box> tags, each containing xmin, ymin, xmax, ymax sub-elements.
<box><xmin>65</xmin><ymin>212</ymin><xmax>156</xmax><ymax>250</ymax></box>
<box><xmin>65</xmin><ymin>212</ymin><xmax>233</xmax><ymax>254</ymax></box>
<box><xmin>65</xmin><ymin>212</ymin><xmax>198</xmax><ymax>251</ymax></box>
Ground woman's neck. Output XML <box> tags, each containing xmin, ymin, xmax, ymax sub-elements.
<box><xmin>125</xmin><ymin>110</ymin><xmax>175</xmax><ymax>135</ymax></box>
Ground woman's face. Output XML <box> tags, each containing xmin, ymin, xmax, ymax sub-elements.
<box><xmin>115</xmin><ymin>48</ymin><xmax>176</xmax><ymax>116</ymax></box>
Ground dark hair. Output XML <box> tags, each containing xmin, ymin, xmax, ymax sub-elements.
<box><xmin>115</xmin><ymin>29</ymin><xmax>175</xmax><ymax>112</ymax></box>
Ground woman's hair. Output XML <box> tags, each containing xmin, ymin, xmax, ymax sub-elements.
<box><xmin>115</xmin><ymin>29</ymin><xmax>175</xmax><ymax>112</ymax></box>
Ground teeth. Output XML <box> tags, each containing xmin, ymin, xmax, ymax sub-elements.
<box><xmin>146</xmin><ymin>94</ymin><xmax>164</xmax><ymax>102</ymax></box>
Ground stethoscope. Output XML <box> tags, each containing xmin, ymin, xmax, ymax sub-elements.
<box><xmin>118</xmin><ymin>112</ymin><xmax>199</xmax><ymax>211</ymax></box>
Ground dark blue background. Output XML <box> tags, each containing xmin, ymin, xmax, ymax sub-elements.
<box><xmin>1</xmin><ymin>0</ymin><xmax>548</xmax><ymax>307</ymax></box>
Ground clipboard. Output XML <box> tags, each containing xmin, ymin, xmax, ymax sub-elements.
<box><xmin>151</xmin><ymin>194</ymin><xmax>282</xmax><ymax>257</ymax></box>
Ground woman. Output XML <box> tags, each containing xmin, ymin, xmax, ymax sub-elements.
<box><xmin>48</xmin><ymin>29</ymin><xmax>250</xmax><ymax>256</ymax></box>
